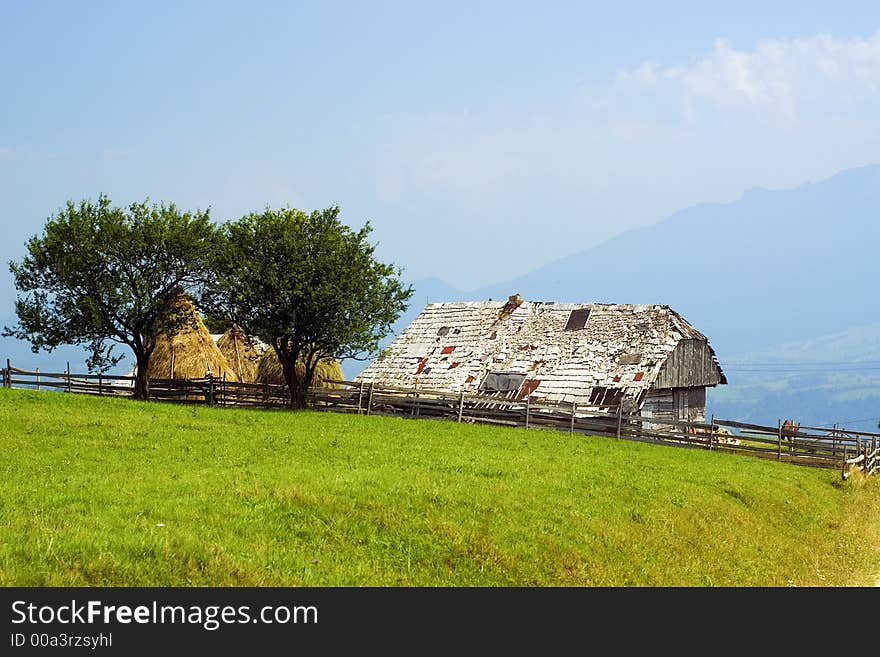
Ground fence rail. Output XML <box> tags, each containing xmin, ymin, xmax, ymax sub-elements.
<box><xmin>3</xmin><ymin>361</ymin><xmax>878</xmax><ymax>478</ymax></box>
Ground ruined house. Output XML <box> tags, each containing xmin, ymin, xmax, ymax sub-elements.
<box><xmin>356</xmin><ymin>294</ymin><xmax>727</xmax><ymax>423</ymax></box>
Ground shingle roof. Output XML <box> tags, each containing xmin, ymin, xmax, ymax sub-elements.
<box><xmin>356</xmin><ymin>299</ymin><xmax>726</xmax><ymax>406</ymax></box>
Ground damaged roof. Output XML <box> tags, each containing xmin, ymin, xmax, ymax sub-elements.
<box><xmin>356</xmin><ymin>297</ymin><xmax>727</xmax><ymax>407</ymax></box>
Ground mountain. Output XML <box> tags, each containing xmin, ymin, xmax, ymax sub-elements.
<box><xmin>473</xmin><ymin>164</ymin><xmax>880</xmax><ymax>359</ymax></box>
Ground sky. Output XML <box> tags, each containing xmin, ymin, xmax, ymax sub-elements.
<box><xmin>2</xmin><ymin>0</ymin><xmax>880</xmax><ymax>296</ymax></box>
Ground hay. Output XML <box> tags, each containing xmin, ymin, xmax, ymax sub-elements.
<box><xmin>216</xmin><ymin>324</ymin><xmax>263</xmax><ymax>383</ymax></box>
<box><xmin>256</xmin><ymin>349</ymin><xmax>343</xmax><ymax>389</ymax></box>
<box><xmin>146</xmin><ymin>291</ymin><xmax>239</xmax><ymax>382</ymax></box>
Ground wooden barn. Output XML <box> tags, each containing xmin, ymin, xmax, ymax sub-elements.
<box><xmin>356</xmin><ymin>294</ymin><xmax>727</xmax><ymax>423</ymax></box>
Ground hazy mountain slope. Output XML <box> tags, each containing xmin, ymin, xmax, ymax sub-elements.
<box><xmin>708</xmin><ymin>322</ymin><xmax>880</xmax><ymax>430</ymax></box>
<box><xmin>473</xmin><ymin>164</ymin><xmax>880</xmax><ymax>358</ymax></box>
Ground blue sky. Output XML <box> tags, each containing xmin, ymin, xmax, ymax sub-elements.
<box><xmin>2</xmin><ymin>1</ymin><xmax>879</xmax><ymax>292</ymax></box>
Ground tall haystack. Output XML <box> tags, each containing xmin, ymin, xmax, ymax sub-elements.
<box><xmin>216</xmin><ymin>324</ymin><xmax>263</xmax><ymax>383</ymax></box>
<box><xmin>256</xmin><ymin>350</ymin><xmax>343</xmax><ymax>389</ymax></box>
<box><xmin>147</xmin><ymin>292</ymin><xmax>239</xmax><ymax>382</ymax></box>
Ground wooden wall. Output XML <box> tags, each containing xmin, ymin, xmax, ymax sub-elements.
<box><xmin>642</xmin><ymin>387</ymin><xmax>707</xmax><ymax>423</ymax></box>
<box><xmin>642</xmin><ymin>389</ymin><xmax>674</xmax><ymax>421</ymax></box>
<box><xmin>654</xmin><ymin>339</ymin><xmax>723</xmax><ymax>389</ymax></box>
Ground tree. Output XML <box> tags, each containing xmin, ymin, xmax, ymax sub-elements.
<box><xmin>4</xmin><ymin>195</ymin><xmax>216</xmax><ymax>400</ymax></box>
<box><xmin>204</xmin><ymin>206</ymin><xmax>412</xmax><ymax>408</ymax></box>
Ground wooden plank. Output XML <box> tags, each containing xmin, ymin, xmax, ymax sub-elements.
<box><xmin>797</xmin><ymin>425</ymin><xmax>880</xmax><ymax>439</ymax></box>
<box><xmin>715</xmin><ymin>418</ymin><xmax>781</xmax><ymax>434</ymax></box>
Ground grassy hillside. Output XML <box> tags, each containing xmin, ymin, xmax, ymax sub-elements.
<box><xmin>1</xmin><ymin>389</ymin><xmax>878</xmax><ymax>586</ymax></box>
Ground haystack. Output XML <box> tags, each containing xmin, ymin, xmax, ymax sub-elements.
<box><xmin>216</xmin><ymin>324</ymin><xmax>263</xmax><ymax>383</ymax></box>
<box><xmin>256</xmin><ymin>349</ymin><xmax>343</xmax><ymax>389</ymax></box>
<box><xmin>146</xmin><ymin>291</ymin><xmax>239</xmax><ymax>382</ymax></box>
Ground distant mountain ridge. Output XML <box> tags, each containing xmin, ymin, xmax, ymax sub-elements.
<box><xmin>473</xmin><ymin>163</ymin><xmax>880</xmax><ymax>358</ymax></box>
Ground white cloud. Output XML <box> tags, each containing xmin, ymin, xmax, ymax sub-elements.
<box><xmin>615</xmin><ymin>32</ymin><xmax>880</xmax><ymax>121</ymax></box>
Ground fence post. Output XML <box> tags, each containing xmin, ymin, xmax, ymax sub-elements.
<box><xmin>616</xmin><ymin>404</ymin><xmax>623</xmax><ymax>439</ymax></box>
<box><xmin>357</xmin><ymin>381</ymin><xmax>364</xmax><ymax>415</ymax></box>
<box><xmin>570</xmin><ymin>402</ymin><xmax>576</xmax><ymax>434</ymax></box>
<box><xmin>842</xmin><ymin>445</ymin><xmax>848</xmax><ymax>479</ymax></box>
<box><xmin>5</xmin><ymin>358</ymin><xmax>10</xmax><ymax>388</ymax></box>
<box><xmin>366</xmin><ymin>382</ymin><xmax>374</xmax><ymax>416</ymax></box>
<box><xmin>66</xmin><ymin>362</ymin><xmax>71</xmax><ymax>394</ymax></box>
<box><xmin>411</xmin><ymin>380</ymin><xmax>421</xmax><ymax>418</ymax></box>
<box><xmin>525</xmin><ymin>395</ymin><xmax>530</xmax><ymax>429</ymax></box>
<box><xmin>98</xmin><ymin>373</ymin><xmax>103</xmax><ymax>396</ymax></box>
<box><xmin>207</xmin><ymin>374</ymin><xmax>214</xmax><ymax>406</ymax></box>
<box><xmin>36</xmin><ymin>367</ymin><xmax>40</xmax><ymax>391</ymax></box>
<box><xmin>458</xmin><ymin>391</ymin><xmax>464</xmax><ymax>423</ymax></box>
<box><xmin>709</xmin><ymin>414</ymin><xmax>715</xmax><ymax>450</ymax></box>
<box><xmin>777</xmin><ymin>419</ymin><xmax>782</xmax><ymax>461</ymax></box>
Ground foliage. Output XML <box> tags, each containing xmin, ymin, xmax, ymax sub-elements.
<box><xmin>3</xmin><ymin>195</ymin><xmax>216</xmax><ymax>398</ymax></box>
<box><xmin>2</xmin><ymin>388</ymin><xmax>879</xmax><ymax>586</ymax></box>
<box><xmin>204</xmin><ymin>206</ymin><xmax>412</xmax><ymax>407</ymax></box>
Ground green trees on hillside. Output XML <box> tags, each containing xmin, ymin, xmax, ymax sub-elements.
<box><xmin>4</xmin><ymin>196</ymin><xmax>215</xmax><ymax>400</ymax></box>
<box><xmin>203</xmin><ymin>206</ymin><xmax>412</xmax><ymax>408</ymax></box>
<box><xmin>6</xmin><ymin>197</ymin><xmax>412</xmax><ymax>408</ymax></box>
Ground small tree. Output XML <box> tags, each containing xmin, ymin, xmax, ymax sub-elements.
<box><xmin>4</xmin><ymin>195</ymin><xmax>216</xmax><ymax>399</ymax></box>
<box><xmin>205</xmin><ymin>206</ymin><xmax>412</xmax><ymax>408</ymax></box>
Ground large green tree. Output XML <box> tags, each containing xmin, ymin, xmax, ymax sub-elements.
<box><xmin>4</xmin><ymin>195</ymin><xmax>216</xmax><ymax>400</ymax></box>
<box><xmin>205</xmin><ymin>206</ymin><xmax>412</xmax><ymax>408</ymax></box>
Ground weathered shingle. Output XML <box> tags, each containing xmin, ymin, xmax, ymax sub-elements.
<box><xmin>357</xmin><ymin>299</ymin><xmax>725</xmax><ymax>406</ymax></box>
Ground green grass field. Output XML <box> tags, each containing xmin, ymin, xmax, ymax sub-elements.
<box><xmin>1</xmin><ymin>388</ymin><xmax>878</xmax><ymax>586</ymax></box>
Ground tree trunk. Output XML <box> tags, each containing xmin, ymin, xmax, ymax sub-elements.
<box><xmin>281</xmin><ymin>357</ymin><xmax>307</xmax><ymax>409</ymax></box>
<box><xmin>134</xmin><ymin>350</ymin><xmax>151</xmax><ymax>400</ymax></box>
<box><xmin>289</xmin><ymin>381</ymin><xmax>307</xmax><ymax>409</ymax></box>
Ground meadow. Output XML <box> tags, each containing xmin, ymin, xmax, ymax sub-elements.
<box><xmin>1</xmin><ymin>388</ymin><xmax>878</xmax><ymax>586</ymax></box>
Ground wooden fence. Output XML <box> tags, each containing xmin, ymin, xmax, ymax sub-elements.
<box><xmin>0</xmin><ymin>362</ymin><xmax>291</xmax><ymax>407</ymax></box>
<box><xmin>3</xmin><ymin>361</ymin><xmax>878</xmax><ymax>478</ymax></box>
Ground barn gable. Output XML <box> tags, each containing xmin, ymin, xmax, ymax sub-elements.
<box><xmin>654</xmin><ymin>338</ymin><xmax>727</xmax><ymax>389</ymax></box>
<box><xmin>357</xmin><ymin>297</ymin><xmax>726</xmax><ymax>409</ymax></box>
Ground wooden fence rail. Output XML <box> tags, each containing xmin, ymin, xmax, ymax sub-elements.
<box><xmin>3</xmin><ymin>362</ymin><xmax>878</xmax><ymax>478</ymax></box>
